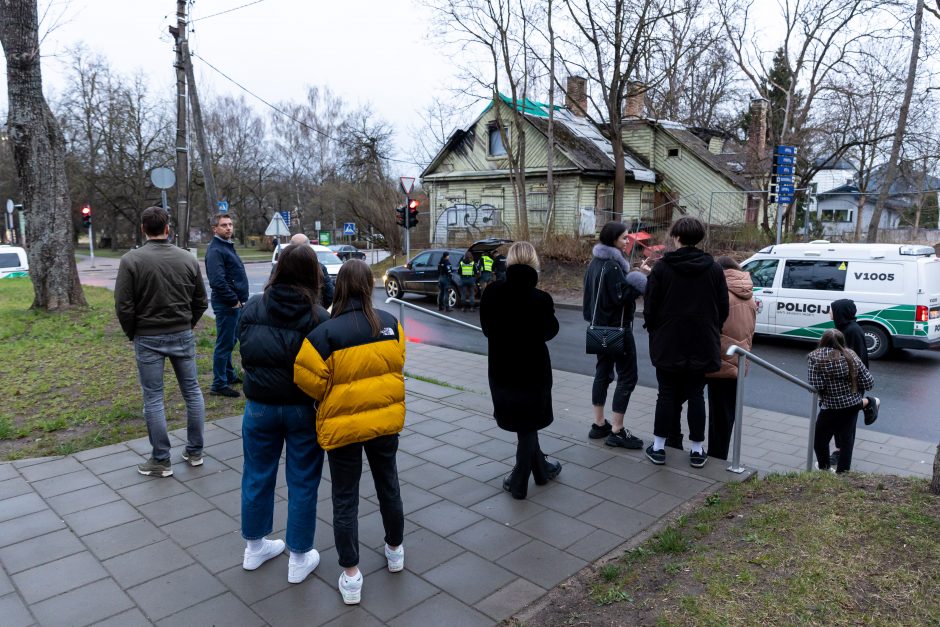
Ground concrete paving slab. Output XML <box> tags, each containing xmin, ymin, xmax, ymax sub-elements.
<box><xmin>0</xmin><ymin>492</ymin><xmax>47</xmax><ymax>523</ymax></box>
<box><xmin>101</xmin><ymin>538</ymin><xmax>194</xmax><ymax>588</ymax></box>
<box><xmin>30</xmin><ymin>578</ymin><xmax>133</xmax><ymax>627</ymax></box>
<box><xmin>46</xmin><ymin>483</ymin><xmax>121</xmax><ymax>515</ymax></box>
<box><xmin>12</xmin><ymin>551</ymin><xmax>109</xmax><ymax>604</ymax></box>
<box><xmin>82</xmin><ymin>518</ymin><xmax>167</xmax><ymax>561</ymax></box>
<box><xmin>0</xmin><ymin>528</ymin><xmax>84</xmax><ymax>575</ymax></box>
<box><xmin>127</xmin><ymin>562</ymin><xmax>226</xmax><ymax>621</ymax></box>
<box><xmin>0</xmin><ymin>592</ymin><xmax>37</xmax><ymax>627</ymax></box>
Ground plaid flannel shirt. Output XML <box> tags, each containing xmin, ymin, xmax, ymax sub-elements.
<box><xmin>807</xmin><ymin>347</ymin><xmax>874</xmax><ymax>409</ymax></box>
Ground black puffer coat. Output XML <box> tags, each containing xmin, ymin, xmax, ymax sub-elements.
<box><xmin>644</xmin><ymin>246</ymin><xmax>729</xmax><ymax>372</ymax></box>
<box><xmin>582</xmin><ymin>244</ymin><xmax>647</xmax><ymax>329</ymax></box>
<box><xmin>480</xmin><ymin>264</ymin><xmax>559</xmax><ymax>432</ymax></box>
<box><xmin>831</xmin><ymin>299</ymin><xmax>868</xmax><ymax>367</ymax></box>
<box><xmin>238</xmin><ymin>284</ymin><xmax>329</xmax><ymax>404</ymax></box>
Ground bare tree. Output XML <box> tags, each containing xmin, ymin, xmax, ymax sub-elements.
<box><xmin>0</xmin><ymin>0</ymin><xmax>86</xmax><ymax>310</ymax></box>
<box><xmin>557</xmin><ymin>0</ymin><xmax>665</xmax><ymax>219</ymax></box>
<box><xmin>426</xmin><ymin>0</ymin><xmax>536</xmax><ymax>239</ymax></box>
<box><xmin>868</xmin><ymin>0</ymin><xmax>925</xmax><ymax>241</ymax></box>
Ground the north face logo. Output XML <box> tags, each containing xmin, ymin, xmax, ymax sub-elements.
<box><xmin>380</xmin><ymin>327</ymin><xmax>395</xmax><ymax>336</ymax></box>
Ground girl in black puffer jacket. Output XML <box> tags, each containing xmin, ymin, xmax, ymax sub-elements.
<box><xmin>236</xmin><ymin>244</ymin><xmax>330</xmax><ymax>585</ymax></box>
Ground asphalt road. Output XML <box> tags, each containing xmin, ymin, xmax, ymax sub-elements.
<box><xmin>372</xmin><ymin>289</ymin><xmax>940</xmax><ymax>444</ymax></box>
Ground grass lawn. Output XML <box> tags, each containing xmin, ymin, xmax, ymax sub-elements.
<box><xmin>0</xmin><ymin>278</ymin><xmax>244</xmax><ymax>460</ymax></box>
<box><xmin>519</xmin><ymin>472</ymin><xmax>940</xmax><ymax>626</ymax></box>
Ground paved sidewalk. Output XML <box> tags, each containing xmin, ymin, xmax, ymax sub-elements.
<box><xmin>1</xmin><ymin>342</ymin><xmax>934</xmax><ymax>626</ymax></box>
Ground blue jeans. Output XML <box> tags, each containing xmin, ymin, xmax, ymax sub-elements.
<box><xmin>134</xmin><ymin>330</ymin><xmax>205</xmax><ymax>461</ymax></box>
<box><xmin>241</xmin><ymin>400</ymin><xmax>324</xmax><ymax>553</ymax></box>
<box><xmin>437</xmin><ymin>277</ymin><xmax>451</xmax><ymax>309</ymax></box>
<box><xmin>459</xmin><ymin>277</ymin><xmax>475</xmax><ymax>309</ymax></box>
<box><xmin>328</xmin><ymin>434</ymin><xmax>403</xmax><ymax>567</ymax></box>
<box><xmin>212</xmin><ymin>304</ymin><xmax>241</xmax><ymax>390</ymax></box>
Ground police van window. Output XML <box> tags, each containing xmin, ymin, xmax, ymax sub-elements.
<box><xmin>412</xmin><ymin>252</ymin><xmax>431</xmax><ymax>268</ymax></box>
<box><xmin>0</xmin><ymin>253</ymin><xmax>22</xmax><ymax>268</ymax></box>
<box><xmin>782</xmin><ymin>260</ymin><xmax>847</xmax><ymax>291</ymax></box>
<box><xmin>743</xmin><ymin>259</ymin><xmax>778</xmax><ymax>288</ymax></box>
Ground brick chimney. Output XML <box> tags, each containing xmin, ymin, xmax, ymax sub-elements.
<box><xmin>565</xmin><ymin>76</ymin><xmax>587</xmax><ymax>117</ymax></box>
<box><xmin>747</xmin><ymin>97</ymin><xmax>768</xmax><ymax>162</ymax></box>
<box><xmin>623</xmin><ymin>81</ymin><xmax>645</xmax><ymax>118</ymax></box>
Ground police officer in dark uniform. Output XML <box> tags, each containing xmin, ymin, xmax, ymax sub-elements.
<box><xmin>437</xmin><ymin>252</ymin><xmax>453</xmax><ymax>311</ymax></box>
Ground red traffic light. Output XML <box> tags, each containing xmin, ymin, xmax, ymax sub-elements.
<box><xmin>408</xmin><ymin>199</ymin><xmax>419</xmax><ymax>210</ymax></box>
<box><xmin>81</xmin><ymin>205</ymin><xmax>91</xmax><ymax>216</ymax></box>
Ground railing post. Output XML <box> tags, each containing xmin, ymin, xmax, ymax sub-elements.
<box><xmin>806</xmin><ymin>392</ymin><xmax>819</xmax><ymax>471</ymax></box>
<box><xmin>728</xmin><ymin>352</ymin><xmax>746</xmax><ymax>473</ymax></box>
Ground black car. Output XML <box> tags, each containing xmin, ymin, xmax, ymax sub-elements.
<box><xmin>328</xmin><ymin>244</ymin><xmax>367</xmax><ymax>261</ymax></box>
<box><xmin>382</xmin><ymin>238</ymin><xmax>512</xmax><ymax>309</ymax></box>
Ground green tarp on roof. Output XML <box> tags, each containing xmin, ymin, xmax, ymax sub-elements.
<box><xmin>482</xmin><ymin>93</ymin><xmax>565</xmax><ymax>118</ymax></box>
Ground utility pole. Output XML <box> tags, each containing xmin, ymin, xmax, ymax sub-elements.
<box><xmin>171</xmin><ymin>0</ymin><xmax>190</xmax><ymax>249</ymax></box>
<box><xmin>183</xmin><ymin>39</ymin><xmax>218</xmax><ymax>228</ymax></box>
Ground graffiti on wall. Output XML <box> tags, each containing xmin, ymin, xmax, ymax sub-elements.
<box><xmin>433</xmin><ymin>203</ymin><xmax>510</xmax><ymax>244</ymax></box>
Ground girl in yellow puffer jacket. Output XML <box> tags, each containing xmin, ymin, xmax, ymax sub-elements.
<box><xmin>294</xmin><ymin>259</ymin><xmax>405</xmax><ymax>606</ymax></box>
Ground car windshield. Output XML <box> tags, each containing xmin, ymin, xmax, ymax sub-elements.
<box><xmin>317</xmin><ymin>251</ymin><xmax>342</xmax><ymax>265</ymax></box>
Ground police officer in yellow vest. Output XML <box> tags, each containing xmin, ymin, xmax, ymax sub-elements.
<box><xmin>478</xmin><ymin>253</ymin><xmax>495</xmax><ymax>292</ymax></box>
<box><xmin>458</xmin><ymin>251</ymin><xmax>477</xmax><ymax>311</ymax></box>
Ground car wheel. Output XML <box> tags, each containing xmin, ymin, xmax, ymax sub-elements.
<box><xmin>385</xmin><ymin>277</ymin><xmax>403</xmax><ymax>299</ymax></box>
<box><xmin>862</xmin><ymin>324</ymin><xmax>890</xmax><ymax>360</ymax></box>
<box><xmin>447</xmin><ymin>287</ymin><xmax>459</xmax><ymax>309</ymax></box>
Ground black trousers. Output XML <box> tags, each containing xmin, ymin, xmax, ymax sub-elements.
<box><xmin>814</xmin><ymin>405</ymin><xmax>860</xmax><ymax>473</ymax></box>
<box><xmin>653</xmin><ymin>369</ymin><xmax>706</xmax><ymax>442</ymax></box>
<box><xmin>591</xmin><ymin>335</ymin><xmax>639</xmax><ymax>414</ymax></box>
<box><xmin>507</xmin><ymin>430</ymin><xmax>553</xmax><ymax>497</ymax></box>
<box><xmin>706</xmin><ymin>378</ymin><xmax>737</xmax><ymax>460</ymax></box>
<box><xmin>328</xmin><ymin>434</ymin><xmax>404</xmax><ymax>568</ymax></box>
<box><xmin>437</xmin><ymin>277</ymin><xmax>451</xmax><ymax>309</ymax></box>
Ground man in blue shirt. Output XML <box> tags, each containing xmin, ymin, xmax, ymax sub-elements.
<box><xmin>205</xmin><ymin>213</ymin><xmax>249</xmax><ymax>397</ymax></box>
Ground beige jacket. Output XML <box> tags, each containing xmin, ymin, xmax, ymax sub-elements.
<box><xmin>707</xmin><ymin>268</ymin><xmax>757</xmax><ymax>379</ymax></box>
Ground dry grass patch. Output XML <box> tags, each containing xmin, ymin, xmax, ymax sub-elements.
<box><xmin>514</xmin><ymin>472</ymin><xmax>940</xmax><ymax>626</ymax></box>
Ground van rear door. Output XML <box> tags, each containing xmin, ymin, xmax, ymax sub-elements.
<box><xmin>917</xmin><ymin>258</ymin><xmax>940</xmax><ymax>342</ymax></box>
<box><xmin>741</xmin><ymin>258</ymin><xmax>781</xmax><ymax>334</ymax></box>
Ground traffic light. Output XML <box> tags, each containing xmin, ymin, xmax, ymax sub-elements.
<box><xmin>407</xmin><ymin>198</ymin><xmax>419</xmax><ymax>228</ymax></box>
<box><xmin>81</xmin><ymin>205</ymin><xmax>92</xmax><ymax>228</ymax></box>
<box><xmin>395</xmin><ymin>204</ymin><xmax>406</xmax><ymax>227</ymax></box>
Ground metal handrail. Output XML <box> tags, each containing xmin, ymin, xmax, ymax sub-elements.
<box><xmin>384</xmin><ymin>297</ymin><xmax>483</xmax><ymax>332</ymax></box>
<box><xmin>726</xmin><ymin>345</ymin><xmax>819</xmax><ymax>474</ymax></box>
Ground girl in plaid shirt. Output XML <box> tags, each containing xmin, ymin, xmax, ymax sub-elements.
<box><xmin>808</xmin><ymin>329</ymin><xmax>877</xmax><ymax>473</ymax></box>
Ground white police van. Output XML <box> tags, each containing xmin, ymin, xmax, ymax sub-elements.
<box><xmin>741</xmin><ymin>242</ymin><xmax>940</xmax><ymax>359</ymax></box>
<box><xmin>0</xmin><ymin>245</ymin><xmax>28</xmax><ymax>279</ymax></box>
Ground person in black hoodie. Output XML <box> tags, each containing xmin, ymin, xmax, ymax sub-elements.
<box><xmin>437</xmin><ymin>252</ymin><xmax>453</xmax><ymax>311</ymax></box>
<box><xmin>237</xmin><ymin>243</ymin><xmax>330</xmax><ymax>585</ymax></box>
<box><xmin>828</xmin><ymin>299</ymin><xmax>880</xmax><ymax>467</ymax></box>
<box><xmin>644</xmin><ymin>217</ymin><xmax>729</xmax><ymax>468</ymax></box>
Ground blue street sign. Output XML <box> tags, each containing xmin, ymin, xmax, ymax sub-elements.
<box><xmin>217</xmin><ymin>200</ymin><xmax>229</xmax><ymax>213</ymax></box>
<box><xmin>279</xmin><ymin>211</ymin><xmax>291</xmax><ymax>228</ymax></box>
<box><xmin>343</xmin><ymin>222</ymin><xmax>356</xmax><ymax>235</ymax></box>
<box><xmin>774</xmin><ymin>175</ymin><xmax>795</xmax><ymax>185</ymax></box>
<box><xmin>776</xmin><ymin>184</ymin><xmax>795</xmax><ymax>194</ymax></box>
<box><xmin>774</xmin><ymin>165</ymin><xmax>795</xmax><ymax>176</ymax></box>
<box><xmin>773</xmin><ymin>154</ymin><xmax>796</xmax><ymax>166</ymax></box>
<box><xmin>775</xmin><ymin>145</ymin><xmax>796</xmax><ymax>155</ymax></box>
<box><xmin>776</xmin><ymin>195</ymin><xmax>794</xmax><ymax>204</ymax></box>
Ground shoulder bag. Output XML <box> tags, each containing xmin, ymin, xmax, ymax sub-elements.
<box><xmin>586</xmin><ymin>265</ymin><xmax>629</xmax><ymax>355</ymax></box>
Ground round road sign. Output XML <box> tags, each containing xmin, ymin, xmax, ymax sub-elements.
<box><xmin>150</xmin><ymin>167</ymin><xmax>175</xmax><ymax>190</ymax></box>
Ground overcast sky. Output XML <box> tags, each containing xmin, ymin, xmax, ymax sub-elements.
<box><xmin>2</xmin><ymin>0</ymin><xmax>457</xmax><ymax>177</ymax></box>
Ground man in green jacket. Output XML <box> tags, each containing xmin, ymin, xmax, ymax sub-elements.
<box><xmin>115</xmin><ymin>206</ymin><xmax>208</xmax><ymax>477</ymax></box>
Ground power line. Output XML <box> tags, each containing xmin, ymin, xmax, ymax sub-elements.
<box><xmin>190</xmin><ymin>51</ymin><xmax>422</xmax><ymax>168</ymax></box>
<box><xmin>190</xmin><ymin>0</ymin><xmax>268</xmax><ymax>23</ymax></box>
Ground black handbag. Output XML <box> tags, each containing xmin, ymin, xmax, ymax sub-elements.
<box><xmin>586</xmin><ymin>266</ymin><xmax>628</xmax><ymax>355</ymax></box>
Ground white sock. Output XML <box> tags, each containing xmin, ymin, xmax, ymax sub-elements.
<box><xmin>690</xmin><ymin>441</ymin><xmax>704</xmax><ymax>454</ymax></box>
<box><xmin>289</xmin><ymin>551</ymin><xmax>307</xmax><ymax>565</ymax></box>
<box><xmin>653</xmin><ymin>436</ymin><xmax>666</xmax><ymax>450</ymax></box>
<box><xmin>247</xmin><ymin>538</ymin><xmax>265</xmax><ymax>553</ymax></box>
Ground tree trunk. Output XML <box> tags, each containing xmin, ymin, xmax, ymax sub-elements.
<box><xmin>932</xmin><ymin>442</ymin><xmax>940</xmax><ymax>495</ymax></box>
<box><xmin>867</xmin><ymin>0</ymin><xmax>923</xmax><ymax>242</ymax></box>
<box><xmin>0</xmin><ymin>0</ymin><xmax>86</xmax><ymax>310</ymax></box>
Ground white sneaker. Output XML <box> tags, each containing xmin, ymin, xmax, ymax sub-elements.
<box><xmin>287</xmin><ymin>549</ymin><xmax>320</xmax><ymax>584</ymax></box>
<box><xmin>385</xmin><ymin>544</ymin><xmax>404</xmax><ymax>572</ymax></box>
<box><xmin>338</xmin><ymin>570</ymin><xmax>362</xmax><ymax>605</ymax></box>
<box><xmin>243</xmin><ymin>538</ymin><xmax>285</xmax><ymax>570</ymax></box>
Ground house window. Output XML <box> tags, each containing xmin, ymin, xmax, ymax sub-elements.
<box><xmin>640</xmin><ymin>189</ymin><xmax>655</xmax><ymax>219</ymax></box>
<box><xmin>820</xmin><ymin>208</ymin><xmax>854</xmax><ymax>223</ymax></box>
<box><xmin>488</xmin><ymin>125</ymin><xmax>508</xmax><ymax>157</ymax></box>
<box><xmin>667</xmin><ymin>147</ymin><xmax>681</xmax><ymax>158</ymax></box>
<box><xmin>528</xmin><ymin>188</ymin><xmax>549</xmax><ymax>225</ymax></box>
<box><xmin>595</xmin><ymin>185</ymin><xmax>613</xmax><ymax>223</ymax></box>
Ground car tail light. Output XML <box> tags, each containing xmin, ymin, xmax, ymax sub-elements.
<box><xmin>915</xmin><ymin>305</ymin><xmax>929</xmax><ymax>322</ymax></box>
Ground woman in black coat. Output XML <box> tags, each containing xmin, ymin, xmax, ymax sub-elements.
<box><xmin>480</xmin><ymin>241</ymin><xmax>561</xmax><ymax>499</ymax></box>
